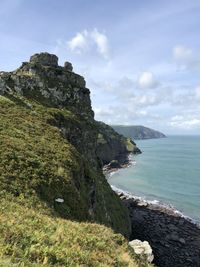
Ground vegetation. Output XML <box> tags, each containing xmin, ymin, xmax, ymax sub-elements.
<box><xmin>0</xmin><ymin>54</ymin><xmax>152</xmax><ymax>266</ymax></box>
<box><xmin>0</xmin><ymin>192</ymin><xmax>155</xmax><ymax>266</ymax></box>
<box><xmin>0</xmin><ymin>94</ymin><xmax>131</xmax><ymax>236</ymax></box>
<box><xmin>96</xmin><ymin>121</ymin><xmax>140</xmax><ymax>165</ymax></box>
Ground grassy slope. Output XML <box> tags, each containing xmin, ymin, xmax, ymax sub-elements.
<box><xmin>0</xmin><ymin>194</ymin><xmax>142</xmax><ymax>267</ymax></box>
<box><xmin>0</xmin><ymin>95</ymin><xmax>152</xmax><ymax>266</ymax></box>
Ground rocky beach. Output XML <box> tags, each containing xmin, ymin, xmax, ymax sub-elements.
<box><xmin>113</xmin><ymin>187</ymin><xmax>200</xmax><ymax>267</ymax></box>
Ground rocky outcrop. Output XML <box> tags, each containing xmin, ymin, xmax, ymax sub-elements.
<box><xmin>64</xmin><ymin>61</ymin><xmax>73</xmax><ymax>71</ymax></box>
<box><xmin>0</xmin><ymin>52</ymin><xmax>93</xmax><ymax>118</ymax></box>
<box><xmin>30</xmin><ymin>52</ymin><xmax>58</xmax><ymax>67</ymax></box>
<box><xmin>96</xmin><ymin>121</ymin><xmax>141</xmax><ymax>166</ymax></box>
<box><xmin>118</xmin><ymin>192</ymin><xmax>200</xmax><ymax>267</ymax></box>
<box><xmin>129</xmin><ymin>239</ymin><xmax>154</xmax><ymax>263</ymax></box>
<box><xmin>0</xmin><ymin>53</ymin><xmax>143</xmax><ymax>238</ymax></box>
<box><xmin>0</xmin><ymin>53</ymin><xmax>140</xmax><ymax>170</ymax></box>
<box><xmin>112</xmin><ymin>125</ymin><xmax>166</xmax><ymax>140</ymax></box>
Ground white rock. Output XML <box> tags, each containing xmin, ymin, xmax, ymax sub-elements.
<box><xmin>55</xmin><ymin>198</ymin><xmax>64</xmax><ymax>203</ymax></box>
<box><xmin>137</xmin><ymin>201</ymin><xmax>148</xmax><ymax>207</ymax></box>
<box><xmin>129</xmin><ymin>239</ymin><xmax>154</xmax><ymax>263</ymax></box>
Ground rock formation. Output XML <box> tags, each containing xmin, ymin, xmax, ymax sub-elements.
<box><xmin>0</xmin><ymin>52</ymin><xmax>93</xmax><ymax>118</ymax></box>
<box><xmin>0</xmin><ymin>52</ymin><xmax>142</xmax><ymax>238</ymax></box>
<box><xmin>96</xmin><ymin>121</ymin><xmax>141</xmax><ymax>166</ymax></box>
<box><xmin>30</xmin><ymin>52</ymin><xmax>58</xmax><ymax>67</ymax></box>
<box><xmin>129</xmin><ymin>239</ymin><xmax>154</xmax><ymax>263</ymax></box>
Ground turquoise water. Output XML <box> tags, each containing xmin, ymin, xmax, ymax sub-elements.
<box><xmin>109</xmin><ymin>136</ymin><xmax>200</xmax><ymax>221</ymax></box>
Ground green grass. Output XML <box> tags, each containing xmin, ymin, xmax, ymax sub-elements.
<box><xmin>0</xmin><ymin>94</ymin><xmax>153</xmax><ymax>266</ymax></box>
<box><xmin>0</xmin><ymin>194</ymin><xmax>151</xmax><ymax>267</ymax></box>
<box><xmin>125</xmin><ymin>138</ymin><xmax>136</xmax><ymax>152</ymax></box>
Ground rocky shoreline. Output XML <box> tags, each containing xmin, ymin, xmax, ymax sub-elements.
<box><xmin>103</xmin><ymin>153</ymin><xmax>136</xmax><ymax>175</ymax></box>
<box><xmin>114</xmin><ymin>188</ymin><xmax>200</xmax><ymax>267</ymax></box>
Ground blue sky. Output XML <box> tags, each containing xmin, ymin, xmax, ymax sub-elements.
<box><xmin>1</xmin><ymin>0</ymin><xmax>200</xmax><ymax>134</ymax></box>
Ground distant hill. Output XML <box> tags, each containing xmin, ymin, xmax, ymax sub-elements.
<box><xmin>111</xmin><ymin>125</ymin><xmax>166</xmax><ymax>140</ymax></box>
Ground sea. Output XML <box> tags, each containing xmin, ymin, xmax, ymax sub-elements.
<box><xmin>108</xmin><ymin>136</ymin><xmax>200</xmax><ymax>222</ymax></box>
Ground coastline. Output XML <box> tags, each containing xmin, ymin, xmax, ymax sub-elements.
<box><xmin>120</xmin><ymin>189</ymin><xmax>200</xmax><ymax>267</ymax></box>
<box><xmin>103</xmin><ymin>153</ymin><xmax>135</xmax><ymax>175</ymax></box>
<box><xmin>106</xmin><ymin>154</ymin><xmax>200</xmax><ymax>267</ymax></box>
<box><xmin>112</xmin><ymin>185</ymin><xmax>200</xmax><ymax>228</ymax></box>
<box><xmin>105</xmin><ymin>152</ymin><xmax>200</xmax><ymax>226</ymax></box>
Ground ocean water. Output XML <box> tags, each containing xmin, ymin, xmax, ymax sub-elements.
<box><xmin>109</xmin><ymin>136</ymin><xmax>200</xmax><ymax>221</ymax></box>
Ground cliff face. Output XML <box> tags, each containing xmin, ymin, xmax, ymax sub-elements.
<box><xmin>0</xmin><ymin>53</ymin><xmax>142</xmax><ymax>237</ymax></box>
<box><xmin>0</xmin><ymin>53</ymin><xmax>154</xmax><ymax>266</ymax></box>
<box><xmin>0</xmin><ymin>53</ymin><xmax>93</xmax><ymax>118</ymax></box>
<box><xmin>112</xmin><ymin>125</ymin><xmax>166</xmax><ymax>140</ymax></box>
<box><xmin>96</xmin><ymin>121</ymin><xmax>141</xmax><ymax>166</ymax></box>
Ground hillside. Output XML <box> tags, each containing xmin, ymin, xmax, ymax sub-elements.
<box><xmin>112</xmin><ymin>125</ymin><xmax>166</xmax><ymax>140</ymax></box>
<box><xmin>0</xmin><ymin>53</ymin><xmax>151</xmax><ymax>266</ymax></box>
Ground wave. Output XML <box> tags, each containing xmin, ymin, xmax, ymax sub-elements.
<box><xmin>111</xmin><ymin>184</ymin><xmax>200</xmax><ymax>228</ymax></box>
<box><xmin>105</xmin><ymin>155</ymin><xmax>136</xmax><ymax>179</ymax></box>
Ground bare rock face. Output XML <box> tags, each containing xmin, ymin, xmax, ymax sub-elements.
<box><xmin>64</xmin><ymin>61</ymin><xmax>73</xmax><ymax>71</ymax></box>
<box><xmin>30</xmin><ymin>52</ymin><xmax>58</xmax><ymax>67</ymax></box>
<box><xmin>0</xmin><ymin>52</ymin><xmax>93</xmax><ymax>118</ymax></box>
<box><xmin>129</xmin><ymin>239</ymin><xmax>154</xmax><ymax>263</ymax></box>
<box><xmin>96</xmin><ymin>121</ymin><xmax>141</xmax><ymax>166</ymax></box>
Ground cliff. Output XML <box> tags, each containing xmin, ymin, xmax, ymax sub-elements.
<box><xmin>96</xmin><ymin>121</ymin><xmax>141</xmax><ymax>166</ymax></box>
<box><xmin>112</xmin><ymin>125</ymin><xmax>166</xmax><ymax>140</ymax></box>
<box><xmin>0</xmin><ymin>53</ymin><xmax>149</xmax><ymax>266</ymax></box>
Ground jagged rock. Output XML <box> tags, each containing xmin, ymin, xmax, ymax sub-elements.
<box><xmin>129</xmin><ymin>239</ymin><xmax>154</xmax><ymax>263</ymax></box>
<box><xmin>137</xmin><ymin>201</ymin><xmax>148</xmax><ymax>207</ymax></box>
<box><xmin>108</xmin><ymin>160</ymin><xmax>120</xmax><ymax>168</ymax></box>
<box><xmin>64</xmin><ymin>61</ymin><xmax>73</xmax><ymax>71</ymax></box>
<box><xmin>0</xmin><ymin>52</ymin><xmax>93</xmax><ymax>118</ymax></box>
<box><xmin>179</xmin><ymin>238</ymin><xmax>186</xmax><ymax>244</ymax></box>
<box><xmin>0</xmin><ymin>52</ymin><xmax>138</xmax><ymax>239</ymax></box>
<box><xmin>30</xmin><ymin>52</ymin><xmax>58</xmax><ymax>67</ymax></box>
<box><xmin>96</xmin><ymin>121</ymin><xmax>141</xmax><ymax>166</ymax></box>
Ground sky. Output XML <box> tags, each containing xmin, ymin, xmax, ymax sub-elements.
<box><xmin>1</xmin><ymin>0</ymin><xmax>200</xmax><ymax>134</ymax></box>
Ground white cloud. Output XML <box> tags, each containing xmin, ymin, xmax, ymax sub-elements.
<box><xmin>173</xmin><ymin>45</ymin><xmax>200</xmax><ymax>70</ymax></box>
<box><xmin>67</xmin><ymin>29</ymin><xmax>109</xmax><ymax>58</ymax></box>
<box><xmin>67</xmin><ymin>31</ymin><xmax>88</xmax><ymax>54</ymax></box>
<box><xmin>133</xmin><ymin>94</ymin><xmax>160</xmax><ymax>107</ymax></box>
<box><xmin>94</xmin><ymin>107</ymin><xmax>114</xmax><ymax>117</ymax></box>
<box><xmin>195</xmin><ymin>86</ymin><xmax>200</xmax><ymax>101</ymax></box>
<box><xmin>173</xmin><ymin>45</ymin><xmax>193</xmax><ymax>63</ymax></box>
<box><xmin>94</xmin><ymin>105</ymin><xmax>150</xmax><ymax>125</ymax></box>
<box><xmin>170</xmin><ymin>115</ymin><xmax>200</xmax><ymax>129</ymax></box>
<box><xmin>137</xmin><ymin>71</ymin><xmax>159</xmax><ymax>89</ymax></box>
<box><xmin>91</xmin><ymin>29</ymin><xmax>109</xmax><ymax>58</ymax></box>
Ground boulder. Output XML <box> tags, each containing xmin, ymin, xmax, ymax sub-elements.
<box><xmin>64</xmin><ymin>61</ymin><xmax>73</xmax><ymax>71</ymax></box>
<box><xmin>129</xmin><ymin>239</ymin><xmax>154</xmax><ymax>263</ymax></box>
<box><xmin>109</xmin><ymin>160</ymin><xmax>120</xmax><ymax>168</ymax></box>
<box><xmin>30</xmin><ymin>52</ymin><xmax>58</xmax><ymax>67</ymax></box>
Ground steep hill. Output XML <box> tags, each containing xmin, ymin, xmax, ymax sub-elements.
<box><xmin>112</xmin><ymin>125</ymin><xmax>166</xmax><ymax>140</ymax></box>
<box><xmin>0</xmin><ymin>53</ymin><xmax>150</xmax><ymax>266</ymax></box>
<box><xmin>96</xmin><ymin>121</ymin><xmax>141</xmax><ymax>166</ymax></box>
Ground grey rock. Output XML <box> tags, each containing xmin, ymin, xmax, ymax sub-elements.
<box><xmin>64</xmin><ymin>61</ymin><xmax>73</xmax><ymax>71</ymax></box>
<box><xmin>117</xmin><ymin>191</ymin><xmax>200</xmax><ymax>267</ymax></box>
<box><xmin>30</xmin><ymin>52</ymin><xmax>58</xmax><ymax>67</ymax></box>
